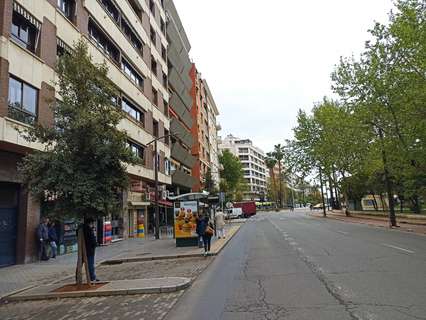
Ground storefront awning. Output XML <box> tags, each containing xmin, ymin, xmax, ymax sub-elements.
<box><xmin>129</xmin><ymin>201</ymin><xmax>150</xmax><ymax>208</ymax></box>
<box><xmin>167</xmin><ymin>191</ymin><xmax>210</xmax><ymax>201</ymax></box>
<box><xmin>151</xmin><ymin>200</ymin><xmax>173</xmax><ymax>207</ymax></box>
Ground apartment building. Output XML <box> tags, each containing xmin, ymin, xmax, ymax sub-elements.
<box><xmin>165</xmin><ymin>0</ymin><xmax>196</xmax><ymax>195</ymax></box>
<box><xmin>190</xmin><ymin>64</ymin><xmax>221</xmax><ymax>192</ymax></box>
<box><xmin>219</xmin><ymin>134</ymin><xmax>267</xmax><ymax>200</ymax></box>
<box><xmin>0</xmin><ymin>0</ymin><xmax>172</xmax><ymax>265</ymax></box>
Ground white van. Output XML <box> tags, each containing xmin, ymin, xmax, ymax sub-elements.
<box><xmin>225</xmin><ymin>207</ymin><xmax>243</xmax><ymax>219</ymax></box>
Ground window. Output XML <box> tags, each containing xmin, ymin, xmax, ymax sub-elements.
<box><xmin>150</xmin><ymin>26</ymin><xmax>156</xmax><ymax>44</ymax></box>
<box><xmin>11</xmin><ymin>11</ymin><xmax>39</xmax><ymax>53</ymax></box>
<box><xmin>8</xmin><ymin>76</ymin><xmax>38</xmax><ymax>125</ymax></box>
<box><xmin>161</xmin><ymin>45</ymin><xmax>166</xmax><ymax>61</ymax></box>
<box><xmin>239</xmin><ymin>148</ymin><xmax>249</xmax><ymax>153</ymax></box>
<box><xmin>152</xmin><ymin>88</ymin><xmax>158</xmax><ymax>106</ymax></box>
<box><xmin>128</xmin><ymin>0</ymin><xmax>142</xmax><ymax>19</ymax></box>
<box><xmin>165</xmin><ymin>158</ymin><xmax>171</xmax><ymax>175</ymax></box>
<box><xmin>89</xmin><ymin>19</ymin><xmax>120</xmax><ymax>64</ymax></box>
<box><xmin>101</xmin><ymin>0</ymin><xmax>119</xmax><ymax>23</ymax></box>
<box><xmin>121</xmin><ymin>18</ymin><xmax>143</xmax><ymax>52</ymax></box>
<box><xmin>162</xmin><ymin>71</ymin><xmax>167</xmax><ymax>87</ymax></box>
<box><xmin>57</xmin><ymin>0</ymin><xmax>75</xmax><ymax>21</ymax></box>
<box><xmin>122</xmin><ymin>97</ymin><xmax>144</xmax><ymax>123</ymax></box>
<box><xmin>151</xmin><ymin>56</ymin><xmax>157</xmax><ymax>75</ymax></box>
<box><xmin>164</xmin><ymin>99</ymin><xmax>169</xmax><ymax>117</ymax></box>
<box><xmin>164</xmin><ymin>129</ymin><xmax>170</xmax><ymax>145</ymax></box>
<box><xmin>149</xmin><ymin>0</ymin><xmax>155</xmax><ymax>15</ymax></box>
<box><xmin>128</xmin><ymin>141</ymin><xmax>145</xmax><ymax>161</ymax></box>
<box><xmin>121</xmin><ymin>59</ymin><xmax>144</xmax><ymax>88</ymax></box>
<box><xmin>153</xmin><ymin>120</ymin><xmax>159</xmax><ymax>138</ymax></box>
<box><xmin>56</xmin><ymin>38</ymin><xmax>71</xmax><ymax>57</ymax></box>
<box><xmin>160</xmin><ymin>18</ymin><xmax>165</xmax><ymax>35</ymax></box>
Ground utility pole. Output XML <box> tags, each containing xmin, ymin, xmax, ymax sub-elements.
<box><xmin>147</xmin><ymin>133</ymin><xmax>177</xmax><ymax>239</ymax></box>
<box><xmin>319</xmin><ymin>166</ymin><xmax>326</xmax><ymax>217</ymax></box>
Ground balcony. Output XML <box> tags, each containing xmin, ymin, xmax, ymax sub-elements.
<box><xmin>172</xmin><ymin>168</ymin><xmax>196</xmax><ymax>189</ymax></box>
<box><xmin>171</xmin><ymin>142</ymin><xmax>196</xmax><ymax>168</ymax></box>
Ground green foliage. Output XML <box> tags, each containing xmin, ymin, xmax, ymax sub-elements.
<box><xmin>203</xmin><ymin>168</ymin><xmax>217</xmax><ymax>194</ymax></box>
<box><xmin>285</xmin><ymin>0</ymin><xmax>426</xmax><ymax>214</ymax></box>
<box><xmin>219</xmin><ymin>149</ymin><xmax>247</xmax><ymax>200</ymax></box>
<box><xmin>19</xmin><ymin>40</ymin><xmax>138</xmax><ymax>219</ymax></box>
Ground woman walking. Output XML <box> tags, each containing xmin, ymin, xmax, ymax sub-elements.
<box><xmin>201</xmin><ymin>216</ymin><xmax>214</xmax><ymax>256</ymax></box>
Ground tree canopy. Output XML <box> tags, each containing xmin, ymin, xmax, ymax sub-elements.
<box><xmin>19</xmin><ymin>39</ymin><xmax>138</xmax><ymax>219</ymax></box>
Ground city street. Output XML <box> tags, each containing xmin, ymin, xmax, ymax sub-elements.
<box><xmin>167</xmin><ymin>210</ymin><xmax>426</xmax><ymax>320</ymax></box>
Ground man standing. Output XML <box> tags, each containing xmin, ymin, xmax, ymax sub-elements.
<box><xmin>37</xmin><ymin>217</ymin><xmax>49</xmax><ymax>261</ymax></box>
<box><xmin>215</xmin><ymin>210</ymin><xmax>226</xmax><ymax>239</ymax></box>
<box><xmin>83</xmin><ymin>217</ymin><xmax>98</xmax><ymax>282</ymax></box>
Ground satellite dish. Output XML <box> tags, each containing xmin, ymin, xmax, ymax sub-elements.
<box><xmin>226</xmin><ymin>202</ymin><xmax>233</xmax><ymax>209</ymax></box>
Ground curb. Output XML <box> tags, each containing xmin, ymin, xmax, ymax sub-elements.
<box><xmin>101</xmin><ymin>253</ymin><xmax>203</xmax><ymax>265</ymax></box>
<box><xmin>101</xmin><ymin>225</ymin><xmax>242</xmax><ymax>265</ymax></box>
<box><xmin>313</xmin><ymin>214</ymin><xmax>426</xmax><ymax>236</ymax></box>
<box><xmin>4</xmin><ymin>277</ymin><xmax>192</xmax><ymax>302</ymax></box>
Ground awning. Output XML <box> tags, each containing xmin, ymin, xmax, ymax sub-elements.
<box><xmin>129</xmin><ymin>201</ymin><xmax>150</xmax><ymax>208</ymax></box>
<box><xmin>167</xmin><ymin>191</ymin><xmax>210</xmax><ymax>201</ymax></box>
<box><xmin>151</xmin><ymin>200</ymin><xmax>173</xmax><ymax>207</ymax></box>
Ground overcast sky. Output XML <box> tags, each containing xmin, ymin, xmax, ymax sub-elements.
<box><xmin>174</xmin><ymin>0</ymin><xmax>395</xmax><ymax>153</ymax></box>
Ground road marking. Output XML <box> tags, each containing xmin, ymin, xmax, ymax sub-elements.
<box><xmin>382</xmin><ymin>243</ymin><xmax>415</xmax><ymax>254</ymax></box>
<box><xmin>337</xmin><ymin>230</ymin><xmax>349</xmax><ymax>235</ymax></box>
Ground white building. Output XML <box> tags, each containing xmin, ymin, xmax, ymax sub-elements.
<box><xmin>219</xmin><ymin>134</ymin><xmax>267</xmax><ymax>200</ymax></box>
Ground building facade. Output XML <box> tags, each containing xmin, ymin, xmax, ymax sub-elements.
<box><xmin>219</xmin><ymin>134</ymin><xmax>267</xmax><ymax>200</ymax></box>
<box><xmin>165</xmin><ymin>0</ymin><xmax>196</xmax><ymax>195</ymax></box>
<box><xmin>0</xmin><ymin>0</ymin><xmax>174</xmax><ymax>265</ymax></box>
<box><xmin>190</xmin><ymin>64</ymin><xmax>220</xmax><ymax>192</ymax></box>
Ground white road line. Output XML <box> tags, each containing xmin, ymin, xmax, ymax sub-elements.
<box><xmin>337</xmin><ymin>230</ymin><xmax>349</xmax><ymax>235</ymax></box>
<box><xmin>382</xmin><ymin>243</ymin><xmax>415</xmax><ymax>254</ymax></box>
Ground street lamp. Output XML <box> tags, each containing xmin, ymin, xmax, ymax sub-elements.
<box><xmin>147</xmin><ymin>133</ymin><xmax>178</xmax><ymax>240</ymax></box>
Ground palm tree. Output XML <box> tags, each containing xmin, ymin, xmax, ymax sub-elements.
<box><xmin>271</xmin><ymin>144</ymin><xmax>285</xmax><ymax>208</ymax></box>
<box><xmin>265</xmin><ymin>154</ymin><xmax>277</xmax><ymax>204</ymax></box>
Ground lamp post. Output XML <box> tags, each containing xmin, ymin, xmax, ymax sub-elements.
<box><xmin>147</xmin><ymin>133</ymin><xmax>177</xmax><ymax>240</ymax></box>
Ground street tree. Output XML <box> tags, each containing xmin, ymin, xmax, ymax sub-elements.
<box><xmin>19</xmin><ymin>40</ymin><xmax>138</xmax><ymax>283</ymax></box>
<box><xmin>219</xmin><ymin>149</ymin><xmax>246</xmax><ymax>201</ymax></box>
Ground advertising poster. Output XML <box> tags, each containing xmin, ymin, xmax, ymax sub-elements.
<box><xmin>174</xmin><ymin>201</ymin><xmax>198</xmax><ymax>238</ymax></box>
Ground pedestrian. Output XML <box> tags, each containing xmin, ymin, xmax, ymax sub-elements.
<box><xmin>201</xmin><ymin>216</ymin><xmax>214</xmax><ymax>256</ymax></box>
<box><xmin>83</xmin><ymin>217</ymin><xmax>99</xmax><ymax>282</ymax></box>
<box><xmin>48</xmin><ymin>221</ymin><xmax>58</xmax><ymax>258</ymax></box>
<box><xmin>36</xmin><ymin>217</ymin><xmax>50</xmax><ymax>261</ymax></box>
<box><xmin>195</xmin><ymin>213</ymin><xmax>204</xmax><ymax>248</ymax></box>
<box><xmin>215</xmin><ymin>210</ymin><xmax>226</xmax><ymax>239</ymax></box>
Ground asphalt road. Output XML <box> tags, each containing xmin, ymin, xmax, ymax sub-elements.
<box><xmin>166</xmin><ymin>209</ymin><xmax>426</xmax><ymax>320</ymax></box>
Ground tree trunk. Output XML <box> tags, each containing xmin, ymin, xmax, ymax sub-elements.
<box><xmin>340</xmin><ymin>172</ymin><xmax>350</xmax><ymax>216</ymax></box>
<box><xmin>319</xmin><ymin>167</ymin><xmax>326</xmax><ymax>217</ymax></box>
<box><xmin>379</xmin><ymin>194</ymin><xmax>386</xmax><ymax>212</ymax></box>
<box><xmin>278</xmin><ymin>162</ymin><xmax>283</xmax><ymax>208</ymax></box>
<box><xmin>328</xmin><ymin>176</ymin><xmax>335</xmax><ymax>210</ymax></box>
<box><xmin>377</xmin><ymin>128</ymin><xmax>396</xmax><ymax>227</ymax></box>
<box><xmin>76</xmin><ymin>226</ymin><xmax>91</xmax><ymax>286</ymax></box>
<box><xmin>371</xmin><ymin>193</ymin><xmax>378</xmax><ymax>211</ymax></box>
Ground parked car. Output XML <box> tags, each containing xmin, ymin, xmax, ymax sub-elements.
<box><xmin>312</xmin><ymin>203</ymin><xmax>324</xmax><ymax>210</ymax></box>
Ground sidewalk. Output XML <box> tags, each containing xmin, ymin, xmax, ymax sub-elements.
<box><xmin>0</xmin><ymin>224</ymin><xmax>238</xmax><ymax>299</ymax></box>
<box><xmin>312</xmin><ymin>210</ymin><xmax>426</xmax><ymax>235</ymax></box>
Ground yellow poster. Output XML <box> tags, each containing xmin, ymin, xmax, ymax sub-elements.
<box><xmin>174</xmin><ymin>201</ymin><xmax>198</xmax><ymax>238</ymax></box>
